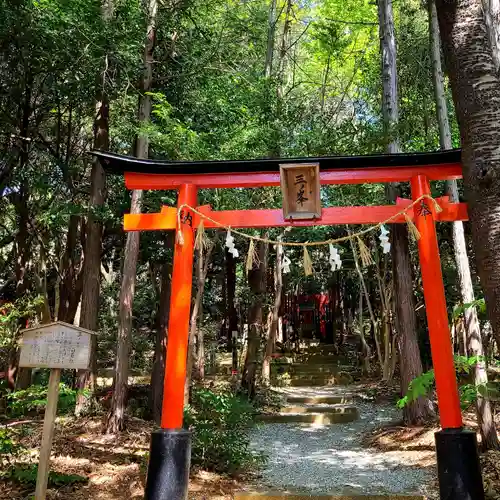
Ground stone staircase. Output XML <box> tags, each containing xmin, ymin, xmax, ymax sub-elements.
<box><xmin>270</xmin><ymin>342</ymin><xmax>357</xmax><ymax>387</ymax></box>
<box><xmin>261</xmin><ymin>343</ymin><xmax>359</xmax><ymax>425</ymax></box>
<box><xmin>259</xmin><ymin>390</ymin><xmax>358</xmax><ymax>424</ymax></box>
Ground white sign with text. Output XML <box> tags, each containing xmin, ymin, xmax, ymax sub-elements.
<box><xmin>19</xmin><ymin>322</ymin><xmax>94</xmax><ymax>370</ymax></box>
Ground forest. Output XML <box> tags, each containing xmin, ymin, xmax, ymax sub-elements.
<box><xmin>1</xmin><ymin>0</ymin><xmax>500</xmax><ymax>499</ymax></box>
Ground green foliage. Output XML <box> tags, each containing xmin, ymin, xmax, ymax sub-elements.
<box><xmin>453</xmin><ymin>299</ymin><xmax>487</xmax><ymax>320</ymax></box>
<box><xmin>0</xmin><ymin>428</ymin><xmax>22</xmax><ymax>456</ymax></box>
<box><xmin>1</xmin><ymin>463</ymin><xmax>87</xmax><ymax>487</ymax></box>
<box><xmin>398</xmin><ymin>356</ymin><xmax>500</xmax><ymax>410</ymax></box>
<box><xmin>185</xmin><ymin>388</ymin><xmax>266</xmax><ymax>475</ymax></box>
<box><xmin>0</xmin><ymin>298</ymin><xmax>44</xmax><ymax>349</ymax></box>
<box><xmin>5</xmin><ymin>384</ymin><xmax>81</xmax><ymax>417</ymax></box>
<box><xmin>397</xmin><ymin>369</ymin><xmax>435</xmax><ymax>409</ymax></box>
<box><xmin>252</xmin><ymin>386</ymin><xmax>285</xmax><ymax>413</ymax></box>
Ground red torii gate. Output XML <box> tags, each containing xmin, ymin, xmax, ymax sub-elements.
<box><xmin>94</xmin><ymin>149</ymin><xmax>484</xmax><ymax>500</ymax></box>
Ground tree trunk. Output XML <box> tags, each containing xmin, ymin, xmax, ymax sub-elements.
<box><xmin>13</xmin><ymin>182</ymin><xmax>31</xmax><ymax>390</ymax></box>
<box><xmin>12</xmin><ymin>92</ymin><xmax>33</xmax><ymax>390</ymax></box>
<box><xmin>264</xmin><ymin>0</ymin><xmax>278</xmax><ymax>77</ymax></box>
<box><xmin>185</xmin><ymin>243</ymin><xmax>214</xmax><ymax>405</ymax></box>
<box><xmin>357</xmin><ymin>288</ymin><xmax>371</xmax><ymax>375</ymax></box>
<box><xmin>75</xmin><ymin>6</ymin><xmax>113</xmax><ymax>414</ymax></box>
<box><xmin>58</xmin><ymin>215</ymin><xmax>83</xmax><ymax>324</ymax></box>
<box><xmin>105</xmin><ymin>0</ymin><xmax>157</xmax><ymax>434</ymax></box>
<box><xmin>226</xmin><ymin>248</ymin><xmax>238</xmax><ymax>350</ymax></box>
<box><xmin>435</xmin><ymin>0</ymin><xmax>500</xmax><ymax>353</ymax></box>
<box><xmin>378</xmin><ymin>0</ymin><xmax>433</xmax><ymax>423</ymax></box>
<box><xmin>242</xmin><ymin>237</ymin><xmax>268</xmax><ymax>399</ymax></box>
<box><xmin>430</xmin><ymin>0</ymin><xmax>499</xmax><ymax>448</ymax></box>
<box><xmin>150</xmin><ymin>236</ymin><xmax>173</xmax><ymax>425</ymax></box>
<box><xmin>393</xmin><ymin>225</ymin><xmax>435</xmax><ymax>423</ymax></box>
<box><xmin>262</xmin><ymin>239</ymin><xmax>283</xmax><ymax>385</ymax></box>
<box><xmin>482</xmin><ymin>0</ymin><xmax>500</xmax><ymax>72</ymax></box>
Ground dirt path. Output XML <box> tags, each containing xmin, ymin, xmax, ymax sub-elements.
<box><xmin>248</xmin><ymin>386</ymin><xmax>436</xmax><ymax>496</ymax></box>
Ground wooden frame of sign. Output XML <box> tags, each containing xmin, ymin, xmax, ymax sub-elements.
<box><xmin>19</xmin><ymin>321</ymin><xmax>96</xmax><ymax>500</ymax></box>
<box><xmin>279</xmin><ymin>162</ymin><xmax>321</xmax><ymax>220</ymax></box>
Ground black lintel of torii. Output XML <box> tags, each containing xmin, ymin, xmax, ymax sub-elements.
<box><xmin>91</xmin><ymin>148</ymin><xmax>462</xmax><ymax>176</ymax></box>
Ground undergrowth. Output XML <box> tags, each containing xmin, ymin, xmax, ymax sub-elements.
<box><xmin>185</xmin><ymin>387</ymin><xmax>267</xmax><ymax>475</ymax></box>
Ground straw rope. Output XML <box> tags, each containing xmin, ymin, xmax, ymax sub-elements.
<box><xmin>175</xmin><ymin>194</ymin><xmax>442</xmax><ymax>248</ymax></box>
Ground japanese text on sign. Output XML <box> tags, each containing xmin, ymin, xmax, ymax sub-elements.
<box><xmin>294</xmin><ymin>174</ymin><xmax>309</xmax><ymax>207</ymax></box>
<box><xmin>19</xmin><ymin>323</ymin><xmax>92</xmax><ymax>370</ymax></box>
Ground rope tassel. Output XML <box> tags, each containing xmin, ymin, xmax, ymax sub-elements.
<box><xmin>176</xmin><ymin>207</ymin><xmax>185</xmax><ymax>246</ymax></box>
<box><xmin>430</xmin><ymin>197</ymin><xmax>443</xmax><ymax>213</ymax></box>
<box><xmin>357</xmin><ymin>237</ymin><xmax>373</xmax><ymax>267</ymax></box>
<box><xmin>246</xmin><ymin>239</ymin><xmax>260</xmax><ymax>273</ymax></box>
<box><xmin>303</xmin><ymin>247</ymin><xmax>313</xmax><ymax>276</ymax></box>
<box><xmin>404</xmin><ymin>214</ymin><xmax>421</xmax><ymax>241</ymax></box>
<box><xmin>176</xmin><ymin>228</ymin><xmax>185</xmax><ymax>246</ymax></box>
<box><xmin>194</xmin><ymin>219</ymin><xmax>207</xmax><ymax>250</ymax></box>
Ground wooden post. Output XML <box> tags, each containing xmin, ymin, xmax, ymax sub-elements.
<box><xmin>35</xmin><ymin>368</ymin><xmax>61</xmax><ymax>500</ymax></box>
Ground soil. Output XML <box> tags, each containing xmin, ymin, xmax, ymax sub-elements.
<box><xmin>2</xmin><ymin>382</ymin><xmax>499</xmax><ymax>499</ymax></box>
<box><xmin>0</xmin><ymin>416</ymin><xmax>240</xmax><ymax>500</ymax></box>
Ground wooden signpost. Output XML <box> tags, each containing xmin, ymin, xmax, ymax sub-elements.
<box><xmin>279</xmin><ymin>162</ymin><xmax>321</xmax><ymax>220</ymax></box>
<box><xmin>18</xmin><ymin>321</ymin><xmax>96</xmax><ymax>500</ymax></box>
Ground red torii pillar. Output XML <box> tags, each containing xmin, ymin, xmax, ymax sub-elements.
<box><xmin>145</xmin><ymin>184</ymin><xmax>197</xmax><ymax>500</ymax></box>
<box><xmin>411</xmin><ymin>175</ymin><xmax>483</xmax><ymax>500</ymax></box>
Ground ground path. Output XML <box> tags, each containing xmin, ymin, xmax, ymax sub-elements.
<box><xmin>248</xmin><ymin>386</ymin><xmax>435</xmax><ymax>497</ymax></box>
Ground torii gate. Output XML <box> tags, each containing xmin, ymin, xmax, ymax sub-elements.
<box><xmin>94</xmin><ymin>149</ymin><xmax>484</xmax><ymax>500</ymax></box>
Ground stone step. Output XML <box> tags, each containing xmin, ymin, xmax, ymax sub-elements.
<box><xmin>236</xmin><ymin>495</ymin><xmax>425</xmax><ymax>499</ymax></box>
<box><xmin>258</xmin><ymin>406</ymin><xmax>358</xmax><ymax>424</ymax></box>
<box><xmin>271</xmin><ymin>366</ymin><xmax>345</xmax><ymax>376</ymax></box>
<box><xmin>283</xmin><ymin>374</ymin><xmax>353</xmax><ymax>387</ymax></box>
<box><xmin>272</xmin><ymin>362</ymin><xmax>352</xmax><ymax>370</ymax></box>
<box><xmin>293</xmin><ymin>355</ymin><xmax>351</xmax><ymax>364</ymax></box>
<box><xmin>272</xmin><ymin>366</ymin><xmax>354</xmax><ymax>377</ymax></box>
<box><xmin>280</xmin><ymin>404</ymin><xmax>356</xmax><ymax>414</ymax></box>
<box><xmin>285</xmin><ymin>394</ymin><xmax>353</xmax><ymax>405</ymax></box>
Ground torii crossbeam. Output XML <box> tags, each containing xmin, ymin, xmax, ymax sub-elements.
<box><xmin>94</xmin><ymin>148</ymin><xmax>484</xmax><ymax>500</ymax></box>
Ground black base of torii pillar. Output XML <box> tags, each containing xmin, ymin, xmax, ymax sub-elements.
<box><xmin>144</xmin><ymin>429</ymin><xmax>191</xmax><ymax>500</ymax></box>
<box><xmin>436</xmin><ymin>429</ymin><xmax>484</xmax><ymax>500</ymax></box>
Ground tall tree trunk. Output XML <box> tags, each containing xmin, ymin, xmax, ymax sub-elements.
<box><xmin>242</xmin><ymin>237</ymin><xmax>268</xmax><ymax>398</ymax></box>
<box><xmin>262</xmin><ymin>239</ymin><xmax>282</xmax><ymax>385</ymax></box>
<box><xmin>105</xmin><ymin>0</ymin><xmax>157</xmax><ymax>434</ymax></box>
<box><xmin>75</xmin><ymin>0</ymin><xmax>114</xmax><ymax>416</ymax></box>
<box><xmin>378</xmin><ymin>0</ymin><xmax>433</xmax><ymax>423</ymax></box>
<box><xmin>57</xmin><ymin>215</ymin><xmax>84</xmax><ymax>324</ymax></box>
<box><xmin>13</xmin><ymin>182</ymin><xmax>31</xmax><ymax>390</ymax></box>
<box><xmin>357</xmin><ymin>289</ymin><xmax>371</xmax><ymax>375</ymax></box>
<box><xmin>150</xmin><ymin>235</ymin><xmax>173</xmax><ymax>425</ymax></box>
<box><xmin>264</xmin><ymin>0</ymin><xmax>278</xmax><ymax>78</ymax></box>
<box><xmin>269</xmin><ymin>0</ymin><xmax>293</xmax><ymax>157</ymax></box>
<box><xmin>12</xmin><ymin>87</ymin><xmax>33</xmax><ymax>390</ymax></box>
<box><xmin>226</xmin><ymin>248</ymin><xmax>238</xmax><ymax>350</ymax></box>
<box><xmin>185</xmin><ymin>243</ymin><xmax>214</xmax><ymax>405</ymax></box>
<box><xmin>393</xmin><ymin>224</ymin><xmax>435</xmax><ymax>422</ymax></box>
<box><xmin>435</xmin><ymin>0</ymin><xmax>500</xmax><ymax>358</ymax></box>
<box><xmin>349</xmin><ymin>235</ymin><xmax>376</xmax><ymax>371</ymax></box>
<box><xmin>430</xmin><ymin>0</ymin><xmax>499</xmax><ymax>449</ymax></box>
<box><xmin>482</xmin><ymin>0</ymin><xmax>500</xmax><ymax>72</ymax></box>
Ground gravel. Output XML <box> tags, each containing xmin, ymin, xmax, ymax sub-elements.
<box><xmin>249</xmin><ymin>386</ymin><xmax>434</xmax><ymax>496</ymax></box>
